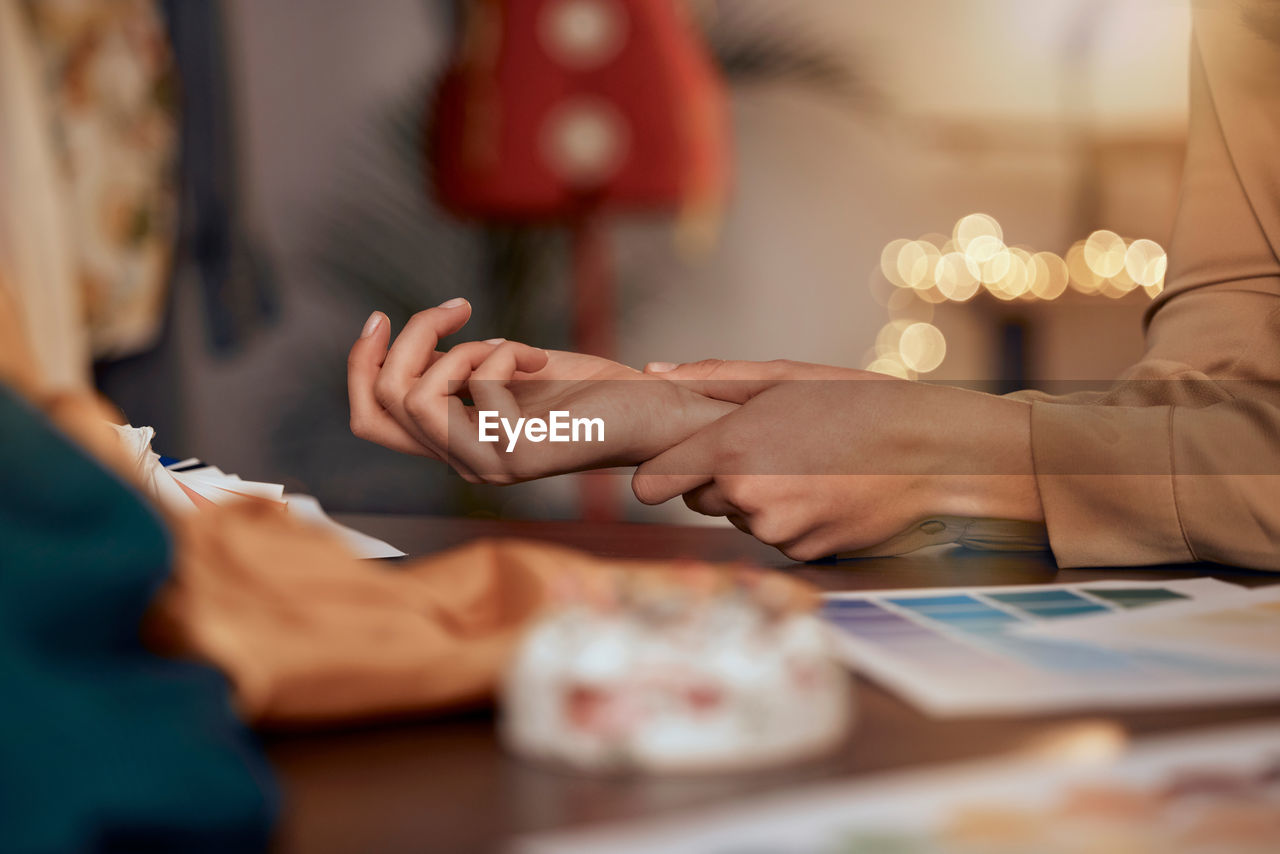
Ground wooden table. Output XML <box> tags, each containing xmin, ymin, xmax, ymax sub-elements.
<box><xmin>267</xmin><ymin>516</ymin><xmax>1279</xmax><ymax>854</ymax></box>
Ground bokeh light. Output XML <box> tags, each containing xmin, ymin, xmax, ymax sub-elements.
<box><xmin>886</xmin><ymin>288</ymin><xmax>935</xmax><ymax>322</ymax></box>
<box><xmin>874</xmin><ymin>319</ymin><xmax>915</xmax><ymax>357</ymax></box>
<box><xmin>897</xmin><ymin>240</ymin><xmax>942</xmax><ymax>290</ymax></box>
<box><xmin>953</xmin><ymin>213</ymin><xmax>1003</xmax><ymax>253</ymax></box>
<box><xmin>880</xmin><ymin>238</ymin><xmax>913</xmax><ymax>288</ymax></box>
<box><xmin>865</xmin><ymin>355</ymin><xmax>914</xmax><ymax>380</ymax></box>
<box><xmin>1125</xmin><ymin>238</ymin><xmax>1168</xmax><ymax>288</ymax></box>
<box><xmin>1030</xmin><ymin>251</ymin><xmax>1069</xmax><ymax>300</ymax></box>
<box><xmin>875</xmin><ymin>239</ymin><xmax>916</xmax><ymax>289</ymax></box>
<box><xmin>934</xmin><ymin>252</ymin><xmax>981</xmax><ymax>301</ymax></box>
<box><xmin>1066</xmin><ymin>240</ymin><xmax>1104</xmax><ymax>294</ymax></box>
<box><xmin>1084</xmin><ymin>229</ymin><xmax>1128</xmax><ymax>279</ymax></box>
<box><xmin>866</xmin><ymin>213</ymin><xmax>1167</xmax><ymax>377</ymax></box>
<box><xmin>898</xmin><ymin>322</ymin><xmax>947</xmax><ymax>373</ymax></box>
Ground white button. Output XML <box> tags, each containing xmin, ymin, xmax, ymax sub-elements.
<box><xmin>542</xmin><ymin>98</ymin><xmax>629</xmax><ymax>186</ymax></box>
<box><xmin>539</xmin><ymin>0</ymin><xmax>627</xmax><ymax>69</ymax></box>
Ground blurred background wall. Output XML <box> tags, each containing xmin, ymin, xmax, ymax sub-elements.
<box><xmin>89</xmin><ymin>0</ymin><xmax>1191</xmax><ymax>521</ymax></box>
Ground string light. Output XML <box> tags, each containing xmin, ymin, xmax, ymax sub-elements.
<box><xmin>1125</xmin><ymin>238</ymin><xmax>1168</xmax><ymax>288</ymax></box>
<box><xmin>934</xmin><ymin>252</ymin><xmax>981</xmax><ymax>301</ymax></box>
<box><xmin>898</xmin><ymin>322</ymin><xmax>947</xmax><ymax>373</ymax></box>
<box><xmin>865</xmin><ymin>213</ymin><xmax>1167</xmax><ymax>377</ymax></box>
<box><xmin>1029</xmin><ymin>251</ymin><xmax>1069</xmax><ymax>300</ymax></box>
<box><xmin>1083</xmin><ymin>229</ymin><xmax>1128</xmax><ymax>279</ymax></box>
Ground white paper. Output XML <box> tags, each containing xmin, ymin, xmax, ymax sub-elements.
<box><xmin>513</xmin><ymin>721</ymin><xmax>1280</xmax><ymax>854</ymax></box>
<box><xmin>284</xmin><ymin>494</ymin><xmax>406</xmax><ymax>559</ymax></box>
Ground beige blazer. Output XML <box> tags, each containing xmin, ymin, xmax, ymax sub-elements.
<box><xmin>1016</xmin><ymin>1</ymin><xmax>1280</xmax><ymax>569</ymax></box>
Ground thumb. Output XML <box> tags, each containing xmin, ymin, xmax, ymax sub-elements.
<box><xmin>348</xmin><ymin>311</ymin><xmax>392</xmax><ymax>383</ymax></box>
<box><xmin>642</xmin><ymin>359</ymin><xmax>787</xmax><ymax>404</ymax></box>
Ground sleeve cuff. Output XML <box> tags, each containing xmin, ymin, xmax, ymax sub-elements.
<box><xmin>1029</xmin><ymin>401</ymin><xmax>1194</xmax><ymax>567</ymax></box>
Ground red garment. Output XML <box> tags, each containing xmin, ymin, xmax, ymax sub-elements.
<box><xmin>431</xmin><ymin>0</ymin><xmax>728</xmax><ymax>219</ymax></box>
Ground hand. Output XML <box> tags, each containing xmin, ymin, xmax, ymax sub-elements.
<box><xmin>632</xmin><ymin>359</ymin><xmax>1043</xmax><ymax>560</ymax></box>
<box><xmin>347</xmin><ymin>300</ymin><xmax>735</xmax><ymax>483</ymax></box>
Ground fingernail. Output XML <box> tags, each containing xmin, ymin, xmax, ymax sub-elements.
<box><xmin>484</xmin><ymin>337</ymin><xmax>506</xmax><ymax>345</ymax></box>
<box><xmin>360</xmin><ymin>312</ymin><xmax>383</xmax><ymax>338</ymax></box>
<box><xmin>439</xmin><ymin>297</ymin><xmax>468</xmax><ymax>309</ymax></box>
<box><xmin>647</xmin><ymin>361</ymin><xmax>677</xmax><ymax>373</ymax></box>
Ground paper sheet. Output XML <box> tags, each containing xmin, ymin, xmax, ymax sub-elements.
<box><xmin>820</xmin><ymin>578</ymin><xmax>1264</xmax><ymax>716</ymax></box>
<box><xmin>514</xmin><ymin>721</ymin><xmax>1280</xmax><ymax>854</ymax></box>
<box><xmin>284</xmin><ymin>494</ymin><xmax>405</xmax><ymax>559</ymax></box>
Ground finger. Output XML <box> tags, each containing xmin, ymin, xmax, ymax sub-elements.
<box><xmin>348</xmin><ymin>311</ymin><xmax>438</xmax><ymax>457</ymax></box>
<box><xmin>468</xmin><ymin>341</ymin><xmax>549</xmax><ymax>414</ymax></box>
<box><xmin>642</xmin><ymin>359</ymin><xmax>788</xmax><ymax>403</ymax></box>
<box><xmin>631</xmin><ymin>426</ymin><xmax>721</xmax><ymax>505</ymax></box>
<box><xmin>377</xmin><ymin>298</ymin><xmax>473</xmax><ymax>404</ymax></box>
<box><xmin>404</xmin><ymin>340</ymin><xmax>506</xmax><ymax>475</ymax></box>
<box><xmin>681</xmin><ymin>481</ymin><xmax>736</xmax><ymax>518</ymax></box>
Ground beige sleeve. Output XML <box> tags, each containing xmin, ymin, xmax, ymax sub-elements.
<box><xmin>1020</xmin><ymin>2</ymin><xmax>1280</xmax><ymax>569</ymax></box>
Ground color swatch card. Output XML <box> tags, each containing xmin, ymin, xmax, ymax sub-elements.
<box><xmin>1016</xmin><ymin>582</ymin><xmax>1280</xmax><ymax>668</ymax></box>
<box><xmin>820</xmin><ymin>579</ymin><xmax>1274</xmax><ymax>716</ymax></box>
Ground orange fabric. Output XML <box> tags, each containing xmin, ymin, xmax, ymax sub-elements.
<box><xmin>2</xmin><ymin>286</ymin><xmax>813</xmax><ymax>730</ymax></box>
<box><xmin>144</xmin><ymin>505</ymin><xmax>814</xmax><ymax>729</ymax></box>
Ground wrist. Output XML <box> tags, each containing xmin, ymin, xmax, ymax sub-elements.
<box><xmin>632</xmin><ymin>381</ymin><xmax>735</xmax><ymax>462</ymax></box>
<box><xmin>928</xmin><ymin>395</ymin><xmax>1044</xmax><ymax>522</ymax></box>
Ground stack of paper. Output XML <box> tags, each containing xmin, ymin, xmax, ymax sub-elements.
<box><xmin>154</xmin><ymin>454</ymin><xmax>287</xmax><ymax>512</ymax></box>
<box><xmin>111</xmin><ymin>423</ymin><xmax>404</xmax><ymax>559</ymax></box>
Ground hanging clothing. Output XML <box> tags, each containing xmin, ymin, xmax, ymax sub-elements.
<box><xmin>161</xmin><ymin>0</ymin><xmax>277</xmax><ymax>355</ymax></box>
<box><xmin>0</xmin><ymin>0</ymin><xmax>89</xmax><ymax>389</ymax></box>
<box><xmin>20</xmin><ymin>0</ymin><xmax>181</xmax><ymax>360</ymax></box>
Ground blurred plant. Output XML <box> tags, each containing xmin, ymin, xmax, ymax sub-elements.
<box><xmin>699</xmin><ymin>0</ymin><xmax>881</xmax><ymax>110</ymax></box>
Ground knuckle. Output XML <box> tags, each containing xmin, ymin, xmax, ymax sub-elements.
<box><xmin>748</xmin><ymin>512</ymin><xmax>793</xmax><ymax>547</ymax></box>
<box><xmin>402</xmin><ymin>387</ymin><xmax>432</xmax><ymax>420</ymax></box>
<box><xmin>718</xmin><ymin>475</ymin><xmax>759</xmax><ymax>510</ymax></box>
<box><xmin>406</xmin><ymin>308</ymin><xmax>434</xmax><ymax>327</ymax></box>
<box><xmin>452</xmin><ymin>340</ymin><xmax>489</xmax><ymax>359</ymax></box>
<box><xmin>766</xmin><ymin>359</ymin><xmax>797</xmax><ymax>376</ymax></box>
<box><xmin>688</xmin><ymin>358</ymin><xmax>725</xmax><ymax>379</ymax></box>
<box><xmin>681</xmin><ymin>491</ymin><xmax>719</xmax><ymax>518</ymax></box>
<box><xmin>681</xmin><ymin>491</ymin><xmax>705</xmax><ymax>515</ymax></box>
<box><xmin>503</xmin><ymin>457</ymin><xmax>534</xmax><ymax>484</ymax></box>
<box><xmin>780</xmin><ymin>539</ymin><xmax>825</xmax><ymax>562</ymax></box>
<box><xmin>372</xmin><ymin>375</ymin><xmax>398</xmax><ymax>409</ymax></box>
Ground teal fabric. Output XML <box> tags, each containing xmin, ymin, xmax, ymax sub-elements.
<box><xmin>0</xmin><ymin>387</ymin><xmax>277</xmax><ymax>853</ymax></box>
